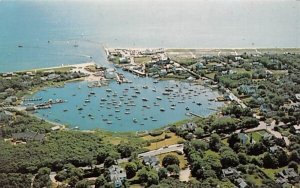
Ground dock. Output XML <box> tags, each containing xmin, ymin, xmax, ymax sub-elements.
<box><xmin>122</xmin><ymin>67</ymin><xmax>146</xmax><ymax>77</ymax></box>
<box><xmin>189</xmin><ymin>112</ymin><xmax>202</xmax><ymax>118</ymax></box>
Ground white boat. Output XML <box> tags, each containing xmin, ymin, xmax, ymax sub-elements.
<box><xmin>156</xmin><ymin>97</ymin><xmax>162</xmax><ymax>100</ymax></box>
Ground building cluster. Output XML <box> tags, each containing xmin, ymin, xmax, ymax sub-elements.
<box><xmin>222</xmin><ymin>167</ymin><xmax>248</xmax><ymax>188</ymax></box>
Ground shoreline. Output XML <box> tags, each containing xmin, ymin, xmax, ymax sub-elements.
<box><xmin>2</xmin><ymin>47</ymin><xmax>300</xmax><ymax>74</ymax></box>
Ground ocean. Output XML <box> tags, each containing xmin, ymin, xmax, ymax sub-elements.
<box><xmin>0</xmin><ymin>0</ymin><xmax>299</xmax><ymax>72</ymax></box>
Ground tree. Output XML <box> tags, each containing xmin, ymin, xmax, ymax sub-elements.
<box><xmin>194</xmin><ymin>128</ymin><xmax>205</xmax><ymax>138</ymax></box>
<box><xmin>166</xmin><ymin>164</ymin><xmax>180</xmax><ymax>176</ymax></box>
<box><xmin>209</xmin><ymin>134</ymin><xmax>221</xmax><ymax>152</ymax></box>
<box><xmin>290</xmin><ymin>150</ymin><xmax>300</xmax><ymax>163</ymax></box>
<box><xmin>117</xmin><ymin>143</ymin><xmax>135</xmax><ymax>158</ymax></box>
<box><xmin>238</xmin><ymin>153</ymin><xmax>248</xmax><ymax>165</ymax></box>
<box><xmin>125</xmin><ymin>162</ymin><xmax>137</xmax><ymax>179</ymax></box>
<box><xmin>220</xmin><ymin>148</ymin><xmax>239</xmax><ymax>168</ymax></box>
<box><xmin>75</xmin><ymin>179</ymin><xmax>89</xmax><ymax>188</ymax></box>
<box><xmin>263</xmin><ymin>153</ymin><xmax>278</xmax><ymax>168</ymax></box>
<box><xmin>147</xmin><ymin>171</ymin><xmax>159</xmax><ymax>186</ymax></box>
<box><xmin>69</xmin><ymin>176</ymin><xmax>80</xmax><ymax>188</ymax></box>
<box><xmin>33</xmin><ymin>167</ymin><xmax>51</xmax><ymax>188</ymax></box>
<box><xmin>202</xmin><ymin>169</ymin><xmax>217</xmax><ymax>179</ymax></box>
<box><xmin>227</xmin><ymin>133</ymin><xmax>240</xmax><ymax>150</ymax></box>
<box><xmin>158</xmin><ymin>168</ymin><xmax>168</xmax><ymax>180</ymax></box>
<box><xmin>95</xmin><ymin>175</ymin><xmax>106</xmax><ymax>188</ymax></box>
<box><xmin>211</xmin><ymin>117</ymin><xmax>237</xmax><ymax>133</ymax></box>
<box><xmin>275</xmin><ymin>149</ymin><xmax>289</xmax><ymax>167</ymax></box>
<box><xmin>240</xmin><ymin>117</ymin><xmax>259</xmax><ymax>128</ymax></box>
<box><xmin>137</xmin><ymin>168</ymin><xmax>149</xmax><ymax>183</ymax></box>
<box><xmin>288</xmin><ymin>161</ymin><xmax>298</xmax><ymax>172</ymax></box>
<box><xmin>247</xmin><ymin>142</ymin><xmax>266</xmax><ymax>155</ymax></box>
<box><xmin>162</xmin><ymin>155</ymin><xmax>180</xmax><ymax>167</ymax></box>
<box><xmin>191</xmin><ymin>140</ymin><xmax>208</xmax><ymax>152</ymax></box>
<box><xmin>104</xmin><ymin>156</ymin><xmax>115</xmax><ymax>168</ymax></box>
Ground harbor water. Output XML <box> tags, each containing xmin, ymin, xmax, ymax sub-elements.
<box><xmin>26</xmin><ymin>70</ymin><xmax>223</xmax><ymax>132</ymax></box>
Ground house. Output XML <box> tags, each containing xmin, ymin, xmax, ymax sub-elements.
<box><xmin>47</xmin><ymin>73</ymin><xmax>60</xmax><ymax>80</ymax></box>
<box><xmin>143</xmin><ymin>156</ymin><xmax>160</xmax><ymax>169</ymax></box>
<box><xmin>277</xmin><ymin>168</ymin><xmax>300</xmax><ymax>183</ymax></box>
<box><xmin>187</xmin><ymin>76</ymin><xmax>196</xmax><ymax>82</ymax></box>
<box><xmin>195</xmin><ymin>62</ymin><xmax>205</xmax><ymax>70</ymax></box>
<box><xmin>224</xmin><ymin>93</ymin><xmax>235</xmax><ymax>101</ymax></box>
<box><xmin>238</xmin><ymin>85</ymin><xmax>257</xmax><ymax>96</ymax></box>
<box><xmin>2</xmin><ymin>72</ymin><xmax>13</xmax><ymax>77</ymax></box>
<box><xmin>214</xmin><ymin>64</ymin><xmax>224</xmax><ymax>71</ymax></box>
<box><xmin>51</xmin><ymin>125</ymin><xmax>61</xmax><ymax>131</ymax></box>
<box><xmin>235</xmin><ymin>178</ymin><xmax>248</xmax><ymax>188</ymax></box>
<box><xmin>26</xmin><ymin>71</ymin><xmax>35</xmax><ymax>76</ymax></box>
<box><xmin>119</xmin><ymin>57</ymin><xmax>129</xmax><ymax>64</ymax></box>
<box><xmin>4</xmin><ymin>88</ymin><xmax>15</xmax><ymax>94</ymax></box>
<box><xmin>263</xmin><ymin>133</ymin><xmax>273</xmax><ymax>141</ymax></box>
<box><xmin>252</xmin><ymin>62</ymin><xmax>263</xmax><ymax>68</ymax></box>
<box><xmin>4</xmin><ymin>96</ymin><xmax>18</xmax><ymax>104</ymax></box>
<box><xmin>0</xmin><ymin>110</ymin><xmax>14</xmax><ymax>124</ymax></box>
<box><xmin>222</xmin><ymin>167</ymin><xmax>241</xmax><ymax>178</ymax></box>
<box><xmin>173</xmin><ymin>67</ymin><xmax>184</xmax><ymax>74</ymax></box>
<box><xmin>275</xmin><ymin>177</ymin><xmax>288</xmax><ymax>184</ymax></box>
<box><xmin>235</xmin><ymin>57</ymin><xmax>243</xmax><ymax>61</ymax></box>
<box><xmin>181</xmin><ymin>122</ymin><xmax>197</xmax><ymax>131</ymax></box>
<box><xmin>238</xmin><ymin>133</ymin><xmax>248</xmax><ymax>145</ymax></box>
<box><xmin>292</xmin><ymin>125</ymin><xmax>300</xmax><ymax>134</ymax></box>
<box><xmin>159</xmin><ymin>69</ymin><xmax>168</xmax><ymax>77</ymax></box>
<box><xmin>269</xmin><ymin>145</ymin><xmax>279</xmax><ymax>153</ymax></box>
<box><xmin>295</xmin><ymin>94</ymin><xmax>300</xmax><ymax>102</ymax></box>
<box><xmin>12</xmin><ymin>132</ymin><xmax>45</xmax><ymax>143</ymax></box>
<box><xmin>108</xmin><ymin>165</ymin><xmax>126</xmax><ymax>188</ymax></box>
<box><xmin>105</xmin><ymin>68</ymin><xmax>117</xmax><ymax>79</ymax></box>
<box><xmin>260</xmin><ymin>104</ymin><xmax>271</xmax><ymax>114</ymax></box>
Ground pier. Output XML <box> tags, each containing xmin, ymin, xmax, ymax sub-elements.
<box><xmin>189</xmin><ymin>112</ymin><xmax>202</xmax><ymax>118</ymax></box>
<box><xmin>122</xmin><ymin>67</ymin><xmax>146</xmax><ymax>77</ymax></box>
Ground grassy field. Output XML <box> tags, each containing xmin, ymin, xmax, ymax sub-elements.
<box><xmin>134</xmin><ymin>56</ymin><xmax>152</xmax><ymax>64</ymax></box>
<box><xmin>143</xmin><ymin>132</ymin><xmax>183</xmax><ymax>150</ymax></box>
<box><xmin>94</xmin><ymin>130</ymin><xmax>142</xmax><ymax>145</ymax></box>
<box><xmin>248</xmin><ymin>130</ymin><xmax>266</xmax><ymax>143</ymax></box>
<box><xmin>205</xmin><ymin>73</ymin><xmax>216</xmax><ymax>80</ymax></box>
<box><xmin>157</xmin><ymin>151</ymin><xmax>188</xmax><ymax>169</ymax></box>
<box><xmin>221</xmin><ymin>138</ymin><xmax>229</xmax><ymax>146</ymax></box>
<box><xmin>245</xmin><ymin>174</ymin><xmax>263</xmax><ymax>186</ymax></box>
<box><xmin>170</xmin><ymin>57</ymin><xmax>197</xmax><ymax>66</ymax></box>
<box><xmin>260</xmin><ymin>167</ymin><xmax>286</xmax><ymax>180</ymax></box>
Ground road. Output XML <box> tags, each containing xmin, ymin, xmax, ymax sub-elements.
<box><xmin>179</xmin><ymin>166</ymin><xmax>191</xmax><ymax>182</ymax></box>
<box><xmin>138</xmin><ymin>144</ymin><xmax>183</xmax><ymax>158</ymax></box>
<box><xmin>225</xmin><ymin>89</ymin><xmax>247</xmax><ymax>108</ymax></box>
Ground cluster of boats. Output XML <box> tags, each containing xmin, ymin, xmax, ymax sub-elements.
<box><xmin>71</xmin><ymin>79</ymin><xmax>213</xmax><ymax>126</ymax></box>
